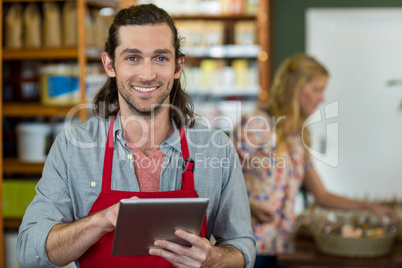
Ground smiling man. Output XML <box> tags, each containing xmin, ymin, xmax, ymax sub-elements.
<box><xmin>17</xmin><ymin>4</ymin><xmax>256</xmax><ymax>268</ymax></box>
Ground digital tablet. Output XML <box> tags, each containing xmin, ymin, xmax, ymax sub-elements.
<box><xmin>112</xmin><ymin>197</ymin><xmax>209</xmax><ymax>256</ymax></box>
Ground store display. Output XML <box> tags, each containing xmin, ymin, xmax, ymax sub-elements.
<box><xmin>2</xmin><ymin>180</ymin><xmax>37</xmax><ymax>218</ymax></box>
<box><xmin>5</xmin><ymin>4</ymin><xmax>23</xmax><ymax>49</ymax></box>
<box><xmin>234</xmin><ymin>21</ymin><xmax>256</xmax><ymax>45</ymax></box>
<box><xmin>23</xmin><ymin>3</ymin><xmax>41</xmax><ymax>48</ymax></box>
<box><xmin>137</xmin><ymin>0</ymin><xmax>258</xmax><ymax>16</ymax></box>
<box><xmin>16</xmin><ymin>122</ymin><xmax>52</xmax><ymax>163</ymax></box>
<box><xmin>40</xmin><ymin>64</ymin><xmax>80</xmax><ymax>105</ymax></box>
<box><xmin>296</xmin><ymin>205</ymin><xmax>400</xmax><ymax>258</ymax></box>
<box><xmin>4</xmin><ymin>231</ymin><xmax>19</xmax><ymax>268</ymax></box>
<box><xmin>62</xmin><ymin>2</ymin><xmax>78</xmax><ymax>47</ymax></box>
<box><xmin>43</xmin><ymin>2</ymin><xmax>62</xmax><ymax>48</ymax></box>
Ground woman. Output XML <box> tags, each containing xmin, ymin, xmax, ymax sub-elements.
<box><xmin>233</xmin><ymin>53</ymin><xmax>397</xmax><ymax>268</ymax></box>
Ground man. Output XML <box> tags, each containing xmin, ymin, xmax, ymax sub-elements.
<box><xmin>17</xmin><ymin>4</ymin><xmax>256</xmax><ymax>268</ymax></box>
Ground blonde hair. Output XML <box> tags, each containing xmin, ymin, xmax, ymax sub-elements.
<box><xmin>264</xmin><ymin>53</ymin><xmax>329</xmax><ymax>149</ymax></box>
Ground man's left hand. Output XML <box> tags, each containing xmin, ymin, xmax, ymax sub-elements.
<box><xmin>148</xmin><ymin>230</ymin><xmax>227</xmax><ymax>267</ymax></box>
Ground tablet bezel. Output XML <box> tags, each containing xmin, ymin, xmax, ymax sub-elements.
<box><xmin>112</xmin><ymin>197</ymin><xmax>209</xmax><ymax>256</ymax></box>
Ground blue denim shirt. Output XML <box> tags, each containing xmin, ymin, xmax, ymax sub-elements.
<box><xmin>17</xmin><ymin>115</ymin><xmax>256</xmax><ymax>267</ymax></box>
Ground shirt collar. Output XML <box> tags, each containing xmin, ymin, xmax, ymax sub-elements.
<box><xmin>162</xmin><ymin>119</ymin><xmax>182</xmax><ymax>153</ymax></box>
<box><xmin>112</xmin><ymin>113</ymin><xmax>183</xmax><ymax>153</ymax></box>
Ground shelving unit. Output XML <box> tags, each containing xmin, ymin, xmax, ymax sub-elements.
<box><xmin>170</xmin><ymin>0</ymin><xmax>272</xmax><ymax>131</ymax></box>
<box><xmin>0</xmin><ymin>0</ymin><xmax>116</xmax><ymax>266</ymax></box>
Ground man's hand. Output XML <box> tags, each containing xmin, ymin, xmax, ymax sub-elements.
<box><xmin>97</xmin><ymin>202</ymin><xmax>120</xmax><ymax>232</ymax></box>
<box><xmin>149</xmin><ymin>230</ymin><xmax>245</xmax><ymax>267</ymax></box>
<box><xmin>97</xmin><ymin>196</ymin><xmax>139</xmax><ymax>232</ymax></box>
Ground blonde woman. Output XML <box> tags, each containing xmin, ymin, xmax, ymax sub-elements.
<box><xmin>234</xmin><ymin>53</ymin><xmax>397</xmax><ymax>268</ymax></box>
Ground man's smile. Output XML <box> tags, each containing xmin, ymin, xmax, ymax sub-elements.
<box><xmin>131</xmin><ymin>85</ymin><xmax>159</xmax><ymax>93</ymax></box>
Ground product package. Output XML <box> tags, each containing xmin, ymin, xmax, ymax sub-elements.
<box><xmin>43</xmin><ymin>2</ymin><xmax>62</xmax><ymax>48</ymax></box>
<box><xmin>5</xmin><ymin>4</ymin><xmax>23</xmax><ymax>49</ymax></box>
<box><xmin>23</xmin><ymin>3</ymin><xmax>41</xmax><ymax>48</ymax></box>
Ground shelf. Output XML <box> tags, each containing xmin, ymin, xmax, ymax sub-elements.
<box><xmin>3</xmin><ymin>103</ymin><xmax>76</xmax><ymax>117</ymax></box>
<box><xmin>86</xmin><ymin>0</ymin><xmax>118</xmax><ymax>9</ymax></box>
<box><xmin>187</xmin><ymin>85</ymin><xmax>260</xmax><ymax>97</ymax></box>
<box><xmin>3</xmin><ymin>0</ymin><xmax>74</xmax><ymax>2</ymax></box>
<box><xmin>2</xmin><ymin>0</ymin><xmax>116</xmax><ymax>7</ymax></box>
<box><xmin>182</xmin><ymin>45</ymin><xmax>260</xmax><ymax>58</ymax></box>
<box><xmin>86</xmin><ymin>47</ymin><xmax>103</xmax><ymax>61</ymax></box>
<box><xmin>3</xmin><ymin>48</ymin><xmax>78</xmax><ymax>60</ymax></box>
<box><xmin>3</xmin><ymin>158</ymin><xmax>45</xmax><ymax>174</ymax></box>
<box><xmin>172</xmin><ymin>14</ymin><xmax>256</xmax><ymax>20</ymax></box>
<box><xmin>3</xmin><ymin>218</ymin><xmax>22</xmax><ymax>230</ymax></box>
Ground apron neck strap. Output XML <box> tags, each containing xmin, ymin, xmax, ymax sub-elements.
<box><xmin>102</xmin><ymin>116</ymin><xmax>116</xmax><ymax>192</ymax></box>
<box><xmin>179</xmin><ymin>127</ymin><xmax>195</xmax><ymax>191</ymax></box>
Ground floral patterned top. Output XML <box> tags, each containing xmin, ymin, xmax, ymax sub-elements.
<box><xmin>233</xmin><ymin>110</ymin><xmax>311</xmax><ymax>255</ymax></box>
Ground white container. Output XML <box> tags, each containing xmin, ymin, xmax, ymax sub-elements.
<box><xmin>16</xmin><ymin>123</ymin><xmax>52</xmax><ymax>163</ymax></box>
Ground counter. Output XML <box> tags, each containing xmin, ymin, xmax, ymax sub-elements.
<box><xmin>277</xmin><ymin>238</ymin><xmax>402</xmax><ymax>268</ymax></box>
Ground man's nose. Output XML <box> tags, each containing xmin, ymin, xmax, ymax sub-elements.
<box><xmin>138</xmin><ymin>60</ymin><xmax>156</xmax><ymax>81</ymax></box>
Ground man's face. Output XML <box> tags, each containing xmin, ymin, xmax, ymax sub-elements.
<box><xmin>104</xmin><ymin>24</ymin><xmax>183</xmax><ymax>117</ymax></box>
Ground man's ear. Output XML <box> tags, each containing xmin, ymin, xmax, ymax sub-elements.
<box><xmin>174</xmin><ymin>56</ymin><xmax>184</xmax><ymax>79</ymax></box>
<box><xmin>102</xmin><ymin>52</ymin><xmax>116</xmax><ymax>78</ymax></box>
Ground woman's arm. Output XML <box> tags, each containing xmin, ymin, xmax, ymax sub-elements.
<box><xmin>304</xmin><ymin>167</ymin><xmax>398</xmax><ymax>225</ymax></box>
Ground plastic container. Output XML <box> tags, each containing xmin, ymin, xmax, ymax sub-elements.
<box><xmin>40</xmin><ymin>64</ymin><xmax>80</xmax><ymax>105</ymax></box>
<box><xmin>16</xmin><ymin>123</ymin><xmax>52</xmax><ymax>163</ymax></box>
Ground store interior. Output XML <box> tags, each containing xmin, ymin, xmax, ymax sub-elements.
<box><xmin>1</xmin><ymin>0</ymin><xmax>402</xmax><ymax>267</ymax></box>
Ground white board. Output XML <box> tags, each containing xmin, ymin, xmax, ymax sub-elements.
<box><xmin>306</xmin><ymin>8</ymin><xmax>402</xmax><ymax>200</ymax></box>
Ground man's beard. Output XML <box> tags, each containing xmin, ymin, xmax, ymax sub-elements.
<box><xmin>118</xmin><ymin>80</ymin><xmax>172</xmax><ymax>118</ymax></box>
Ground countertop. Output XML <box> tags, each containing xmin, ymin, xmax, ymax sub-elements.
<box><xmin>277</xmin><ymin>238</ymin><xmax>402</xmax><ymax>268</ymax></box>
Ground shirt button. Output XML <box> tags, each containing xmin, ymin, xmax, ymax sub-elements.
<box><xmin>90</xmin><ymin>181</ymin><xmax>96</xmax><ymax>187</ymax></box>
<box><xmin>117</xmin><ymin>135</ymin><xmax>121</xmax><ymax>140</ymax></box>
<box><xmin>127</xmin><ymin>154</ymin><xmax>133</xmax><ymax>160</ymax></box>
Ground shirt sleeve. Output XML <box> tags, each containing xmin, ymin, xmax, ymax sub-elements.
<box><xmin>210</xmin><ymin>138</ymin><xmax>256</xmax><ymax>268</ymax></box>
<box><xmin>17</xmin><ymin>133</ymin><xmax>73</xmax><ymax>268</ymax></box>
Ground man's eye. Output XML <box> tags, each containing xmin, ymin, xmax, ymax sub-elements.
<box><xmin>127</xmin><ymin>56</ymin><xmax>137</xmax><ymax>61</ymax></box>
<box><xmin>157</xmin><ymin>57</ymin><xmax>167</xmax><ymax>62</ymax></box>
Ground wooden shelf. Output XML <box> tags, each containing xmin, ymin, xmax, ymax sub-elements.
<box><xmin>172</xmin><ymin>14</ymin><xmax>256</xmax><ymax>20</ymax></box>
<box><xmin>2</xmin><ymin>0</ymin><xmax>115</xmax><ymax>6</ymax></box>
<box><xmin>3</xmin><ymin>103</ymin><xmax>75</xmax><ymax>117</ymax></box>
<box><xmin>86</xmin><ymin>0</ymin><xmax>118</xmax><ymax>9</ymax></box>
<box><xmin>3</xmin><ymin>218</ymin><xmax>22</xmax><ymax>230</ymax></box>
<box><xmin>3</xmin><ymin>48</ymin><xmax>78</xmax><ymax>60</ymax></box>
<box><xmin>3</xmin><ymin>158</ymin><xmax>44</xmax><ymax>174</ymax></box>
<box><xmin>3</xmin><ymin>0</ymin><xmax>73</xmax><ymax>2</ymax></box>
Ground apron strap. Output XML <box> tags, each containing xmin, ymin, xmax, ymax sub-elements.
<box><xmin>179</xmin><ymin>127</ymin><xmax>195</xmax><ymax>191</ymax></box>
<box><xmin>102</xmin><ymin>116</ymin><xmax>115</xmax><ymax>192</ymax></box>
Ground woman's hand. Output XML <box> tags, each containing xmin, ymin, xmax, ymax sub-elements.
<box><xmin>249</xmin><ymin>200</ymin><xmax>275</xmax><ymax>224</ymax></box>
<box><xmin>367</xmin><ymin>203</ymin><xmax>399</xmax><ymax>226</ymax></box>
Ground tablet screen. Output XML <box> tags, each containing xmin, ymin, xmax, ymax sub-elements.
<box><xmin>112</xmin><ymin>197</ymin><xmax>209</xmax><ymax>256</ymax></box>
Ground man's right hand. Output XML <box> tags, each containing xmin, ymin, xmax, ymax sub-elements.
<box><xmin>98</xmin><ymin>196</ymin><xmax>139</xmax><ymax>232</ymax></box>
<box><xmin>97</xmin><ymin>202</ymin><xmax>120</xmax><ymax>232</ymax></box>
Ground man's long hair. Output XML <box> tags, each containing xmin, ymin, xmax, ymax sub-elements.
<box><xmin>94</xmin><ymin>4</ymin><xmax>195</xmax><ymax>128</ymax></box>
